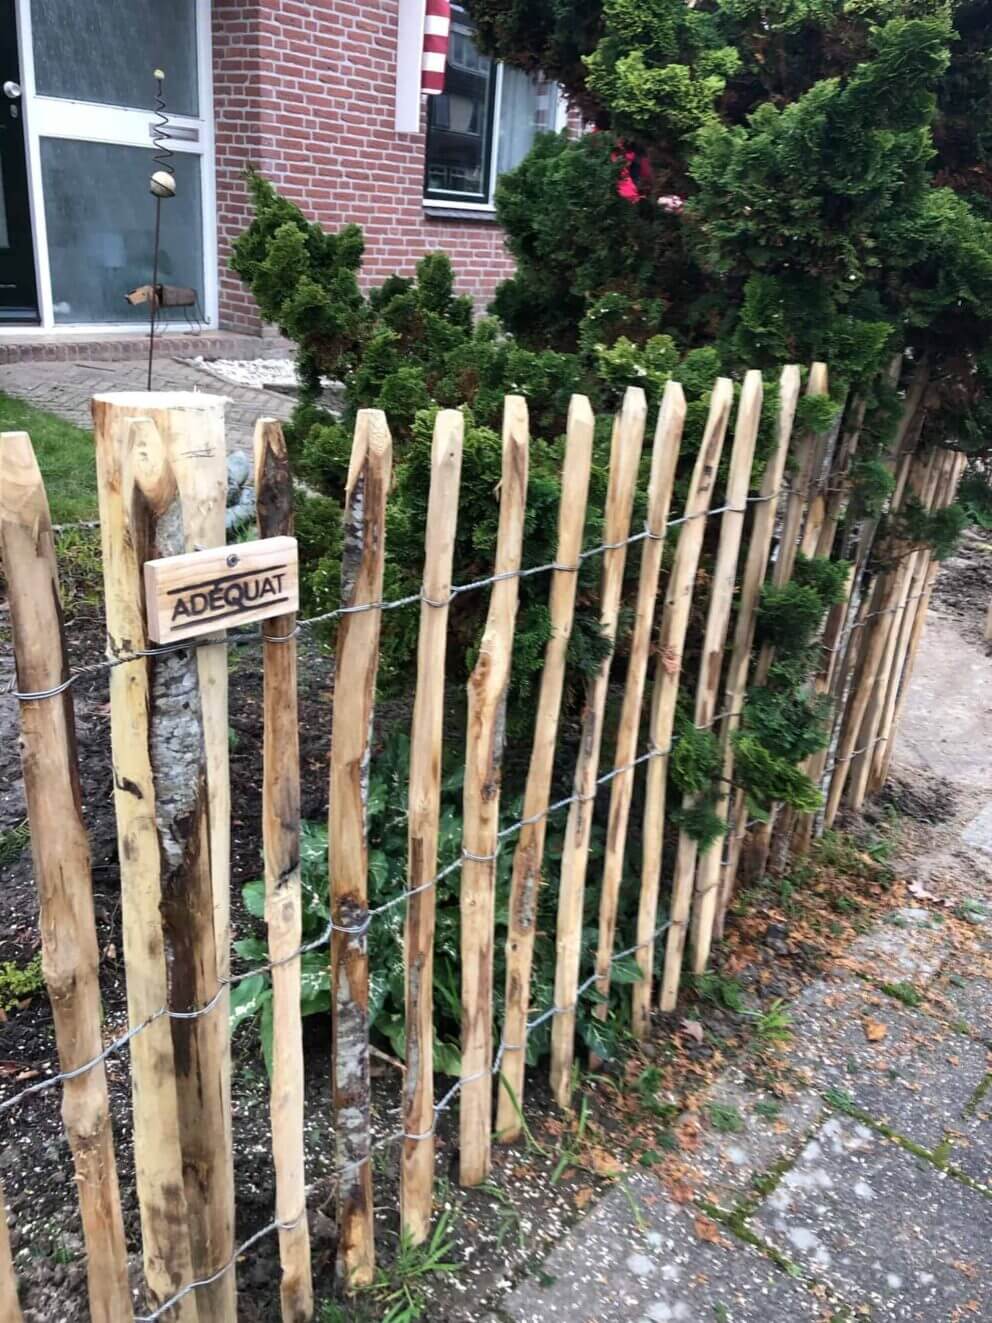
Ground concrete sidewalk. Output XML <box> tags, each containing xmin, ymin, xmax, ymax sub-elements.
<box><xmin>499</xmin><ymin>910</ymin><xmax>991</xmax><ymax>1323</ymax></box>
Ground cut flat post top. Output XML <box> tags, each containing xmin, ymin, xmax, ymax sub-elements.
<box><xmin>550</xmin><ymin>386</ymin><xmax>647</xmax><ymax>1109</ymax></box>
<box><xmin>659</xmin><ymin>372</ymin><xmax>763</xmax><ymax>1013</ymax></box>
<box><xmin>496</xmin><ymin>395</ymin><xmax>594</xmax><ymax>1143</ymax></box>
<box><xmin>592</xmin><ymin>382</ymin><xmax>686</xmax><ymax>1026</ymax></box>
<box><xmin>460</xmin><ymin>396</ymin><xmax>529</xmax><ymax>1186</ymax></box>
<box><xmin>330</xmin><ymin>409</ymin><xmax>392</xmax><ymax>1288</ymax></box>
<box><xmin>1</xmin><ymin>431</ymin><xmax>131</xmax><ymax>1323</ymax></box>
<box><xmin>402</xmin><ymin>409</ymin><xmax>464</xmax><ymax>1239</ymax></box>
<box><xmin>632</xmin><ymin>378</ymin><xmax>735</xmax><ymax>1040</ymax></box>
<box><xmin>254</xmin><ymin>418</ymin><xmax>314</xmax><ymax>1323</ymax></box>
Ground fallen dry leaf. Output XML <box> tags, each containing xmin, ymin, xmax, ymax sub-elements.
<box><xmin>586</xmin><ymin>1147</ymin><xmax>624</xmax><ymax>1178</ymax></box>
<box><xmin>864</xmin><ymin>1019</ymin><xmax>888</xmax><ymax>1042</ymax></box>
<box><xmin>680</xmin><ymin>1018</ymin><xmax>705</xmax><ymax>1044</ymax></box>
<box><xmin>693</xmin><ymin>1215</ymin><xmax>722</xmax><ymax>1245</ymax></box>
<box><xmin>574</xmin><ymin>1187</ymin><xmax>595</xmax><ymax>1210</ymax></box>
<box><xmin>668</xmin><ymin>1180</ymin><xmax>694</xmax><ymax>1205</ymax></box>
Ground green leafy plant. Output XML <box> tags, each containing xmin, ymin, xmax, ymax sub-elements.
<box><xmin>0</xmin><ymin>954</ymin><xmax>45</xmax><ymax>1013</ymax></box>
<box><xmin>706</xmin><ymin>1102</ymin><xmax>745</xmax><ymax>1134</ymax></box>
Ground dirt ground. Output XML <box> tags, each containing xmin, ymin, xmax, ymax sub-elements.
<box><xmin>0</xmin><ymin>528</ymin><xmax>989</xmax><ymax>1321</ymax></box>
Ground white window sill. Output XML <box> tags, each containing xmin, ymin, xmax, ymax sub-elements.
<box><xmin>422</xmin><ymin>202</ymin><xmax>499</xmax><ymax>223</ymax></box>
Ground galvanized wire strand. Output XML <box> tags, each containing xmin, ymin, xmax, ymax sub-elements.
<box><xmin>132</xmin><ymin>912</ymin><xmax>675</xmax><ymax>1322</ymax></box>
<box><xmin>7</xmin><ymin>484</ymin><xmax>799</xmax><ymax>703</ymax></box>
<box><xmin>0</xmin><ymin>707</ymin><xmax>740</xmax><ymax>1120</ymax></box>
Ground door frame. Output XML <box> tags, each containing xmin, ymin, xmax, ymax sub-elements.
<box><xmin>9</xmin><ymin>0</ymin><xmax>217</xmax><ymax>333</ymax></box>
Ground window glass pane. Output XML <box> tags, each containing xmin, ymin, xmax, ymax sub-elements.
<box><xmin>31</xmin><ymin>0</ymin><xmax>198</xmax><ymax>115</ymax></box>
<box><xmin>497</xmin><ymin>67</ymin><xmax>558</xmax><ymax>177</ymax></box>
<box><xmin>41</xmin><ymin>138</ymin><xmax>202</xmax><ymax>324</ymax></box>
<box><xmin>424</xmin><ymin>21</ymin><xmax>493</xmax><ymax>199</ymax></box>
<box><xmin>0</xmin><ymin>158</ymin><xmax>9</xmax><ymax>250</ymax></box>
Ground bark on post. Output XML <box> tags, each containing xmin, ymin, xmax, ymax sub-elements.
<box><xmin>632</xmin><ymin>379</ymin><xmax>734</xmax><ymax>1039</ymax></box>
<box><xmin>496</xmin><ymin>396</ymin><xmax>594</xmax><ymax>1142</ymax></box>
<box><xmin>402</xmin><ymin>410</ymin><xmax>463</xmax><ymax>1240</ymax></box>
<box><xmin>702</xmin><ymin>368</ymin><xmax>800</xmax><ymax>950</ymax></box>
<box><xmin>591</xmin><ymin>383</ymin><xmax>686</xmax><ymax>1029</ymax></box>
<box><xmin>94</xmin><ymin>390</ymin><xmax>236</xmax><ymax>1323</ymax></box>
<box><xmin>659</xmin><ymin>372</ymin><xmax>763</xmax><ymax>1011</ymax></box>
<box><xmin>1</xmin><ymin>431</ymin><xmax>132</xmax><ymax>1323</ymax></box>
<box><xmin>549</xmin><ymin>387</ymin><xmax>647</xmax><ymax>1109</ymax></box>
<box><xmin>0</xmin><ymin>1181</ymin><xmax>21</xmax><ymax>1323</ymax></box>
<box><xmin>330</xmin><ymin>409</ymin><xmax>392</xmax><ymax>1287</ymax></box>
<box><xmin>254</xmin><ymin>419</ymin><xmax>314</xmax><ymax>1322</ymax></box>
<box><xmin>460</xmin><ymin>397</ymin><xmax>529</xmax><ymax>1184</ymax></box>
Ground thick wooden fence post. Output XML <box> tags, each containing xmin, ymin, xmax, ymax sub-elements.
<box><xmin>254</xmin><ymin>419</ymin><xmax>314</xmax><ymax>1322</ymax></box>
<box><xmin>591</xmin><ymin>383</ymin><xmax>686</xmax><ymax>1030</ymax></box>
<box><xmin>330</xmin><ymin>409</ymin><xmax>392</xmax><ymax>1287</ymax></box>
<box><xmin>699</xmin><ymin>367</ymin><xmax>800</xmax><ymax>951</ymax></box>
<box><xmin>402</xmin><ymin>409</ymin><xmax>463</xmax><ymax>1240</ymax></box>
<box><xmin>460</xmin><ymin>397</ymin><xmax>529</xmax><ymax>1185</ymax></box>
<box><xmin>94</xmin><ymin>391</ymin><xmax>236</xmax><ymax>1323</ymax></box>
<box><xmin>0</xmin><ymin>1181</ymin><xmax>21</xmax><ymax>1323</ymax></box>
<box><xmin>550</xmin><ymin>387</ymin><xmax>647</xmax><ymax>1108</ymax></box>
<box><xmin>660</xmin><ymin>372</ymin><xmax>763</xmax><ymax>1011</ymax></box>
<box><xmin>1</xmin><ymin>431</ymin><xmax>132</xmax><ymax>1323</ymax></box>
<box><xmin>632</xmin><ymin>379</ymin><xmax>734</xmax><ymax>1039</ymax></box>
<box><xmin>496</xmin><ymin>396</ymin><xmax>594</xmax><ymax>1142</ymax></box>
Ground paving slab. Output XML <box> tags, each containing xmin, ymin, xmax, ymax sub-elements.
<box><xmin>843</xmin><ymin>906</ymin><xmax>950</xmax><ymax>983</ymax></box>
<box><xmin>675</xmin><ymin>1067</ymin><xmax>825</xmax><ymax>1214</ymax></box>
<box><xmin>752</xmin><ymin>1113</ymin><xmax>992</xmax><ymax>1321</ymax></box>
<box><xmin>501</xmin><ymin>1172</ymin><xmax>828</xmax><ymax>1323</ymax></box>
<box><xmin>785</xmin><ymin>974</ymin><xmax>986</xmax><ymax>1152</ymax></box>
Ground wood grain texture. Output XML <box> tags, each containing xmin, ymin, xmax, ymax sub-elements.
<box><xmin>550</xmin><ymin>387</ymin><xmax>647</xmax><ymax>1105</ymax></box>
<box><xmin>94</xmin><ymin>391</ymin><xmax>235</xmax><ymax>1323</ymax></box>
<box><xmin>460</xmin><ymin>397</ymin><xmax>529</xmax><ymax>1182</ymax></box>
<box><xmin>702</xmin><ymin>367</ymin><xmax>800</xmax><ymax>948</ymax></box>
<box><xmin>659</xmin><ymin>372</ymin><xmax>763</xmax><ymax>1011</ymax></box>
<box><xmin>143</xmin><ymin>536</ymin><xmax>298</xmax><ymax>643</ymax></box>
<box><xmin>1</xmin><ymin>431</ymin><xmax>131</xmax><ymax>1323</ymax></box>
<box><xmin>496</xmin><ymin>396</ymin><xmax>594</xmax><ymax>1142</ymax></box>
<box><xmin>330</xmin><ymin>410</ymin><xmax>392</xmax><ymax>1287</ymax></box>
<box><xmin>402</xmin><ymin>410</ymin><xmax>463</xmax><ymax>1238</ymax></box>
<box><xmin>632</xmin><ymin>379</ymin><xmax>734</xmax><ymax>1039</ymax></box>
<box><xmin>254</xmin><ymin>420</ymin><xmax>313</xmax><ymax>1322</ymax></box>
<box><xmin>591</xmin><ymin>383</ymin><xmax>686</xmax><ymax>1031</ymax></box>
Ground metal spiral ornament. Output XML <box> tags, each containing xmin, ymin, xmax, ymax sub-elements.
<box><xmin>147</xmin><ymin>69</ymin><xmax>175</xmax><ymax>389</ymax></box>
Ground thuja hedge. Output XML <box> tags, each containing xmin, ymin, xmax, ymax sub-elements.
<box><xmin>232</xmin><ymin>173</ymin><xmax>846</xmax><ymax>827</ymax></box>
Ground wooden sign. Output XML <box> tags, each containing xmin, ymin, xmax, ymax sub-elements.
<box><xmin>144</xmin><ymin>535</ymin><xmax>298</xmax><ymax>643</ymax></box>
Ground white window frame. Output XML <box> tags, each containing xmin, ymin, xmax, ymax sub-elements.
<box><xmin>8</xmin><ymin>0</ymin><xmax>217</xmax><ymax>334</ymax></box>
<box><xmin>422</xmin><ymin>15</ymin><xmax>566</xmax><ymax>214</ymax></box>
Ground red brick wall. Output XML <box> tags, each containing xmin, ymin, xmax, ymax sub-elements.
<box><xmin>212</xmin><ymin>0</ymin><xmax>516</xmax><ymax>335</ymax></box>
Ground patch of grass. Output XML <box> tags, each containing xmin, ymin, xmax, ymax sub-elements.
<box><xmin>53</xmin><ymin>526</ymin><xmax>104</xmax><ymax>611</ymax></box>
<box><xmin>0</xmin><ymin>954</ymin><xmax>45</xmax><ymax>1013</ymax></box>
<box><xmin>0</xmin><ymin>393</ymin><xmax>97</xmax><ymax>523</ymax></box>
<box><xmin>754</xmin><ymin>1099</ymin><xmax>782</xmax><ymax>1121</ymax></box>
<box><xmin>693</xmin><ymin>970</ymin><xmax>747</xmax><ymax>1013</ymax></box>
<box><xmin>0</xmin><ymin>821</ymin><xmax>29</xmax><ymax>867</ymax></box>
<box><xmin>879</xmin><ymin>980</ymin><xmax>922</xmax><ymax>1007</ymax></box>
<box><xmin>362</xmin><ymin>1209</ymin><xmax>458</xmax><ymax>1323</ymax></box>
<box><xmin>956</xmin><ymin>898</ymin><xmax>990</xmax><ymax>926</ymax></box>
<box><xmin>706</xmin><ymin>1102</ymin><xmax>745</xmax><ymax>1133</ymax></box>
<box><xmin>749</xmin><ymin>999</ymin><xmax>793</xmax><ymax>1046</ymax></box>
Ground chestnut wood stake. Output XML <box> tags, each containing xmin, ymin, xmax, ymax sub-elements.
<box><xmin>0</xmin><ymin>1180</ymin><xmax>22</xmax><ymax>1323</ymax></box>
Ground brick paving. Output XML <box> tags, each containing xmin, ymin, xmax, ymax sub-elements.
<box><xmin>0</xmin><ymin>350</ymin><xmax>294</xmax><ymax>455</ymax></box>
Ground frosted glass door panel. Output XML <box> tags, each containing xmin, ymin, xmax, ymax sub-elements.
<box><xmin>31</xmin><ymin>0</ymin><xmax>198</xmax><ymax>115</ymax></box>
<box><xmin>41</xmin><ymin>138</ymin><xmax>202</xmax><ymax>323</ymax></box>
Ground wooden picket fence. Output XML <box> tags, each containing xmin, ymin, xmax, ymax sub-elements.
<box><xmin>0</xmin><ymin>365</ymin><xmax>965</xmax><ymax>1323</ymax></box>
